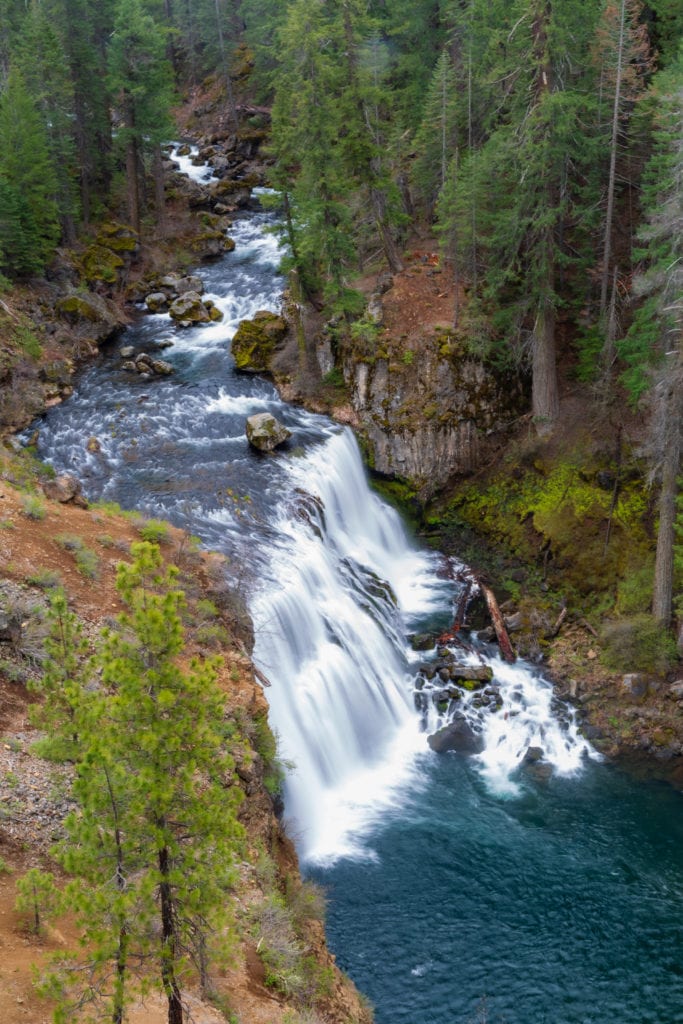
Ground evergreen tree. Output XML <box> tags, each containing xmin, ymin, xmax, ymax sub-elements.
<box><xmin>270</xmin><ymin>0</ymin><xmax>355</xmax><ymax>305</ymax></box>
<box><xmin>592</xmin><ymin>0</ymin><xmax>654</xmax><ymax>316</ymax></box>
<box><xmin>0</xmin><ymin>66</ymin><xmax>60</xmax><ymax>275</ymax></box>
<box><xmin>28</xmin><ymin>590</ymin><xmax>92</xmax><ymax>762</ymax></box>
<box><xmin>43</xmin><ymin>544</ymin><xmax>244</xmax><ymax>1024</ymax></box>
<box><xmin>437</xmin><ymin>0</ymin><xmax>602</xmax><ymax>433</ymax></box>
<box><xmin>14</xmin><ymin>0</ymin><xmax>80</xmax><ymax>242</ymax></box>
<box><xmin>412</xmin><ymin>49</ymin><xmax>458</xmax><ymax>216</ymax></box>
<box><xmin>618</xmin><ymin>54</ymin><xmax>682</xmax><ymax>625</ymax></box>
<box><xmin>108</xmin><ymin>0</ymin><xmax>175</xmax><ymax>234</ymax></box>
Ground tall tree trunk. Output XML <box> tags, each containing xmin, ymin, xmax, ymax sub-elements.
<box><xmin>532</xmin><ymin>296</ymin><xmax>559</xmax><ymax>434</ymax></box>
<box><xmin>153</xmin><ymin>143</ymin><xmax>167</xmax><ymax>235</ymax></box>
<box><xmin>600</xmin><ymin>0</ymin><xmax>626</xmax><ymax>315</ymax></box>
<box><xmin>214</xmin><ymin>0</ymin><xmax>239</xmax><ymax>130</ymax></box>
<box><xmin>530</xmin><ymin>1</ymin><xmax>559</xmax><ymax>434</ymax></box>
<box><xmin>123</xmin><ymin>92</ymin><xmax>141</xmax><ymax>236</ymax></box>
<box><xmin>104</xmin><ymin>766</ymin><xmax>128</xmax><ymax>1024</ymax></box>
<box><xmin>74</xmin><ymin>91</ymin><xmax>91</xmax><ymax>225</ymax></box>
<box><xmin>158</xmin><ymin>844</ymin><xmax>184</xmax><ymax>1024</ymax></box>
<box><xmin>341</xmin><ymin>3</ymin><xmax>403</xmax><ymax>274</ymax></box>
<box><xmin>652</xmin><ymin>378</ymin><xmax>681</xmax><ymax>625</ymax></box>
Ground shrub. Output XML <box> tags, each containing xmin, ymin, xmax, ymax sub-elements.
<box><xmin>15</xmin><ymin>868</ymin><xmax>60</xmax><ymax>935</ymax></box>
<box><xmin>26</xmin><ymin>567</ymin><xmax>62</xmax><ymax>590</ymax></box>
<box><xmin>54</xmin><ymin>534</ymin><xmax>100</xmax><ymax>579</ymax></box>
<box><xmin>601</xmin><ymin>614</ymin><xmax>678</xmax><ymax>674</ymax></box>
<box><xmin>322</xmin><ymin>367</ymin><xmax>345</xmax><ymax>388</ymax></box>
<box><xmin>138</xmin><ymin>518</ymin><xmax>170</xmax><ymax>543</ymax></box>
<box><xmin>20</xmin><ymin>493</ymin><xmax>46</xmax><ymax>520</ymax></box>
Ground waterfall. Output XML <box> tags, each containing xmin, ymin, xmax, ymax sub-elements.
<box><xmin>29</xmin><ymin>148</ymin><xmax>596</xmax><ymax>869</ymax></box>
<box><xmin>250</xmin><ymin>429</ymin><xmax>451</xmax><ymax>862</ymax></box>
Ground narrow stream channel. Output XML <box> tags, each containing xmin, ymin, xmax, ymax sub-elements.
<box><xmin>28</xmin><ymin>159</ymin><xmax>683</xmax><ymax>1024</ymax></box>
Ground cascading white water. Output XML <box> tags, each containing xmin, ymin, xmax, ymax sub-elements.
<box><xmin>250</xmin><ymin>429</ymin><xmax>451</xmax><ymax>863</ymax></box>
<box><xmin>30</xmin><ymin>147</ymin><xmax>597</xmax><ymax>869</ymax></box>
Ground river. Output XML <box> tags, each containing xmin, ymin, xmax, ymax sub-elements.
<box><xmin>29</xmin><ymin>155</ymin><xmax>683</xmax><ymax>1024</ymax></box>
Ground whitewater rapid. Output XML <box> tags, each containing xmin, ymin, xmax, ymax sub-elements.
<box><xmin>29</xmin><ymin>145</ymin><xmax>596</xmax><ymax>867</ymax></box>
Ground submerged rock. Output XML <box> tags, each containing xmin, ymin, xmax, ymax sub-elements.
<box><xmin>427</xmin><ymin>716</ymin><xmax>484</xmax><ymax>755</ymax></box>
<box><xmin>246</xmin><ymin>412</ymin><xmax>291</xmax><ymax>452</ymax></box>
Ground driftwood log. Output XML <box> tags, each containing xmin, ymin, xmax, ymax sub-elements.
<box><xmin>480</xmin><ymin>583</ymin><xmax>516</xmax><ymax>663</ymax></box>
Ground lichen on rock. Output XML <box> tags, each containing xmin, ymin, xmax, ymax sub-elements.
<box><xmin>232</xmin><ymin>311</ymin><xmax>287</xmax><ymax>372</ymax></box>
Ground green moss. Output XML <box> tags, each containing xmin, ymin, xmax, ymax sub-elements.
<box><xmin>79</xmin><ymin>244</ymin><xmax>124</xmax><ymax>285</ymax></box>
<box><xmin>430</xmin><ymin>448</ymin><xmax>654</xmax><ymax>612</ymax></box>
<box><xmin>56</xmin><ymin>294</ymin><xmax>104</xmax><ymax>322</ymax></box>
<box><xmin>232</xmin><ymin>312</ymin><xmax>286</xmax><ymax>372</ymax></box>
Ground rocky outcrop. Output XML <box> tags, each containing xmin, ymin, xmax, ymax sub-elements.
<box><xmin>339</xmin><ymin>337</ymin><xmax>525</xmax><ymax>500</ymax></box>
<box><xmin>428</xmin><ymin>715</ymin><xmax>485</xmax><ymax>754</ymax></box>
<box><xmin>42</xmin><ymin>472</ymin><xmax>88</xmax><ymax>507</ymax></box>
<box><xmin>56</xmin><ymin>290</ymin><xmax>126</xmax><ymax>346</ymax></box>
<box><xmin>121</xmin><ymin>352</ymin><xmax>175</xmax><ymax>377</ymax></box>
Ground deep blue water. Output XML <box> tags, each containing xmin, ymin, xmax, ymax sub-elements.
<box><xmin>311</xmin><ymin>755</ymin><xmax>683</xmax><ymax>1024</ymax></box>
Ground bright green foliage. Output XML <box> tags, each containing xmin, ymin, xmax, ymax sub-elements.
<box><xmin>449</xmin><ymin>454</ymin><xmax>652</xmax><ymax>608</ymax></box>
<box><xmin>0</xmin><ymin>67</ymin><xmax>60</xmax><ymax>276</ymax></box>
<box><xmin>15</xmin><ymin>868</ymin><xmax>61</xmax><ymax>935</ymax></box>
<box><xmin>28</xmin><ymin>590</ymin><xmax>92</xmax><ymax>762</ymax></box>
<box><xmin>44</xmin><ymin>543</ymin><xmax>244</xmax><ymax>1024</ymax></box>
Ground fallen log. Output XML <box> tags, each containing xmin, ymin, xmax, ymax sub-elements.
<box><xmin>480</xmin><ymin>583</ymin><xmax>516</xmax><ymax>663</ymax></box>
<box><xmin>547</xmin><ymin>606</ymin><xmax>568</xmax><ymax>639</ymax></box>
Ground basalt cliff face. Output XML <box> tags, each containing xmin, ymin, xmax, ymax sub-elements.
<box><xmin>338</xmin><ymin>343</ymin><xmax>523</xmax><ymax>500</ymax></box>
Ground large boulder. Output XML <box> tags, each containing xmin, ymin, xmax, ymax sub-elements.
<box><xmin>145</xmin><ymin>292</ymin><xmax>169</xmax><ymax>313</ymax></box>
<box><xmin>42</xmin><ymin>473</ymin><xmax>88</xmax><ymax>508</ymax></box>
<box><xmin>427</xmin><ymin>716</ymin><xmax>485</xmax><ymax>755</ymax></box>
<box><xmin>232</xmin><ymin>311</ymin><xmax>288</xmax><ymax>372</ymax></box>
<box><xmin>246</xmin><ymin>412</ymin><xmax>291</xmax><ymax>452</ymax></box>
<box><xmin>56</xmin><ymin>290</ymin><xmax>125</xmax><ymax>345</ymax></box>
<box><xmin>168</xmin><ymin>291</ymin><xmax>210</xmax><ymax>324</ymax></box>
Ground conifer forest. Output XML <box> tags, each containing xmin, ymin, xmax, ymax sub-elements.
<box><xmin>0</xmin><ymin>3</ymin><xmax>683</xmax><ymax>1024</ymax></box>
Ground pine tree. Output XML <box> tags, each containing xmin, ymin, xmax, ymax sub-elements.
<box><xmin>270</xmin><ymin>0</ymin><xmax>355</xmax><ymax>305</ymax></box>
<box><xmin>593</xmin><ymin>0</ymin><xmax>654</xmax><ymax>317</ymax></box>
<box><xmin>28</xmin><ymin>589</ymin><xmax>92</xmax><ymax>762</ymax></box>
<box><xmin>437</xmin><ymin>0</ymin><xmax>602</xmax><ymax>432</ymax></box>
<box><xmin>14</xmin><ymin>0</ymin><xmax>80</xmax><ymax>242</ymax></box>
<box><xmin>42</xmin><ymin>544</ymin><xmax>244</xmax><ymax>1024</ymax></box>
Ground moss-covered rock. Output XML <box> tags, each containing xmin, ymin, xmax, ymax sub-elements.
<box><xmin>232</xmin><ymin>311</ymin><xmax>287</xmax><ymax>372</ymax></box>
<box><xmin>168</xmin><ymin>291</ymin><xmax>210</xmax><ymax>323</ymax></box>
<box><xmin>55</xmin><ymin>291</ymin><xmax>124</xmax><ymax>346</ymax></box>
